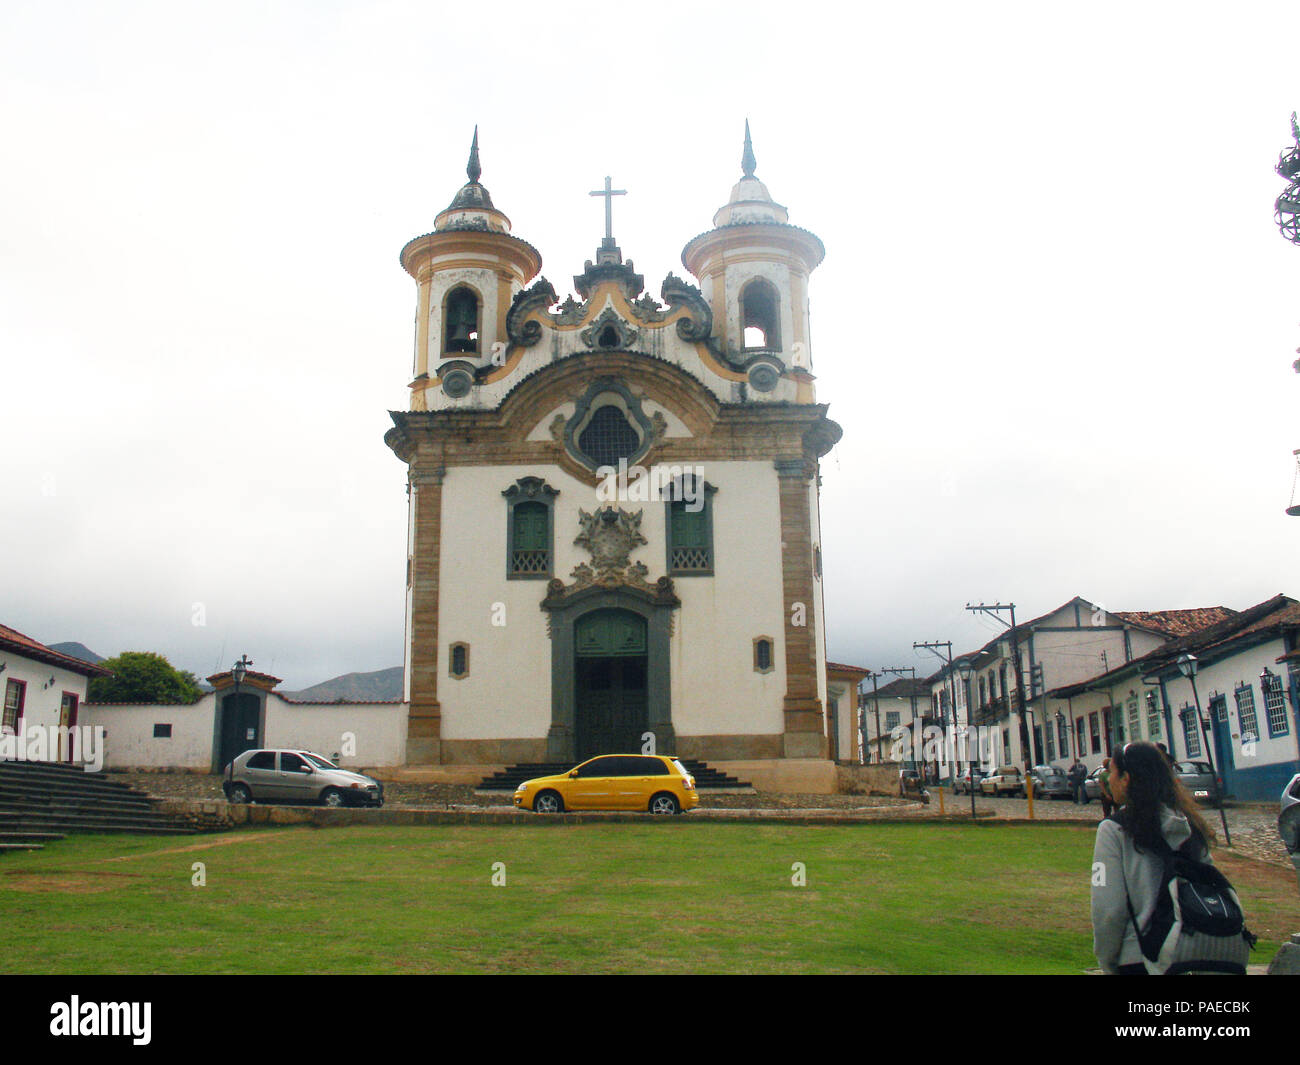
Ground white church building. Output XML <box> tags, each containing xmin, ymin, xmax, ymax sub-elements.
<box><xmin>384</xmin><ymin>126</ymin><xmax>846</xmax><ymax>776</ymax></box>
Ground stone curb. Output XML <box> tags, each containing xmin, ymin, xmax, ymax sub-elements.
<box><xmin>154</xmin><ymin>797</ymin><xmax>1023</xmax><ymax>830</ymax></box>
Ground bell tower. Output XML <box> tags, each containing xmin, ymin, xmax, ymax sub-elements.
<box><xmin>399</xmin><ymin>129</ymin><xmax>542</xmax><ymax>410</ymax></box>
<box><xmin>681</xmin><ymin>121</ymin><xmax>825</xmax><ymax>401</ymax></box>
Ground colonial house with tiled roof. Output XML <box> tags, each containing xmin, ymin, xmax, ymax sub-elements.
<box><xmin>924</xmin><ymin>597</ymin><xmax>1236</xmax><ymax>779</ymax></box>
<box><xmin>0</xmin><ymin>623</ymin><xmax>111</xmax><ymax>760</ymax></box>
<box><xmin>1048</xmin><ymin>594</ymin><xmax>1300</xmax><ymax>800</ymax></box>
<box><xmin>860</xmin><ymin>675</ymin><xmax>934</xmax><ymax>766</ymax></box>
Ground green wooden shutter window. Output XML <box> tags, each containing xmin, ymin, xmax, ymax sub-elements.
<box><xmin>671</xmin><ymin>503</ymin><xmax>707</xmax><ymax>547</ymax></box>
<box><xmin>513</xmin><ymin>502</ymin><xmax>548</xmax><ymax>551</ymax></box>
<box><xmin>669</xmin><ymin>500</ymin><xmax>710</xmax><ymax>571</ymax></box>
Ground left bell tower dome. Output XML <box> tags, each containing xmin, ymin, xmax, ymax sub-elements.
<box><xmin>399</xmin><ymin>128</ymin><xmax>543</xmax><ymax>410</ymax></box>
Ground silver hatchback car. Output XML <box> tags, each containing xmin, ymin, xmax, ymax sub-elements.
<box><xmin>223</xmin><ymin>749</ymin><xmax>384</xmax><ymax>808</ymax></box>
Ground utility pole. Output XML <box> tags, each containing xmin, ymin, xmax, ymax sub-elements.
<box><xmin>914</xmin><ymin>640</ymin><xmax>977</xmax><ymax>819</ymax></box>
<box><xmin>967</xmin><ymin>602</ymin><xmax>1035</xmax><ymax>773</ymax></box>
<box><xmin>865</xmin><ymin>670</ymin><xmax>885</xmax><ymax>764</ymax></box>
<box><xmin>881</xmin><ymin>666</ymin><xmax>922</xmax><ymax>777</ymax></box>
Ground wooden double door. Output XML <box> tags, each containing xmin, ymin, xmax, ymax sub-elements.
<box><xmin>574</xmin><ymin>609</ymin><xmax>648</xmax><ymax>761</ymax></box>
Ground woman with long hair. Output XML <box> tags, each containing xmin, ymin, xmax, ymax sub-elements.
<box><xmin>1090</xmin><ymin>740</ymin><xmax>1216</xmax><ymax>974</ymax></box>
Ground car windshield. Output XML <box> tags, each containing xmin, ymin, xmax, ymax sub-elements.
<box><xmin>1176</xmin><ymin>762</ymin><xmax>1210</xmax><ymax>774</ymax></box>
<box><xmin>672</xmin><ymin>759</ymin><xmax>690</xmax><ymax>777</ymax></box>
<box><xmin>302</xmin><ymin>753</ymin><xmax>338</xmax><ymax>770</ymax></box>
<box><xmin>1037</xmin><ymin>767</ymin><xmax>1064</xmax><ymax>777</ymax></box>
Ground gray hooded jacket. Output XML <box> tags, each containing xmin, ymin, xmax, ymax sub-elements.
<box><xmin>1090</xmin><ymin>805</ymin><xmax>1208</xmax><ymax>973</ymax></box>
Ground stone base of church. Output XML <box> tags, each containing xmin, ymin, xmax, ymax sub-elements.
<box><xmin>712</xmin><ymin>759</ymin><xmax>838</xmax><ymax>794</ymax></box>
<box><xmin>404</xmin><ymin>733</ymin><xmax>829</xmax><ymax>766</ymax></box>
<box><xmin>439</xmin><ymin>738</ymin><xmax>550</xmax><ymax>764</ymax></box>
<box><xmin>375</xmin><ymin>758</ymin><xmax>844</xmax><ymax>794</ymax></box>
<box><xmin>673</xmin><ymin>734</ymin><xmax>784</xmax><ymax>760</ymax></box>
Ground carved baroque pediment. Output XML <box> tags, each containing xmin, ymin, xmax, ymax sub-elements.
<box><xmin>505</xmin><ymin>272</ymin><xmax>714</xmax><ymax>352</ymax></box>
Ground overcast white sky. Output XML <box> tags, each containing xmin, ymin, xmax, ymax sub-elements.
<box><xmin>2</xmin><ymin>1</ymin><xmax>1298</xmax><ymax>689</ymax></box>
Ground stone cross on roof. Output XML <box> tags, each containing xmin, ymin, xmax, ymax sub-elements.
<box><xmin>589</xmin><ymin>175</ymin><xmax>626</xmax><ymax>242</ymax></box>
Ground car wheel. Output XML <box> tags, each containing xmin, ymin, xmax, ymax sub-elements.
<box><xmin>229</xmin><ymin>783</ymin><xmax>252</xmax><ymax>805</ymax></box>
<box><xmin>649</xmin><ymin>793</ymin><xmax>680</xmax><ymax>815</ymax></box>
<box><xmin>533</xmin><ymin>790</ymin><xmax>563</xmax><ymax>814</ymax></box>
<box><xmin>321</xmin><ymin>788</ymin><xmax>345</xmax><ymax>808</ymax></box>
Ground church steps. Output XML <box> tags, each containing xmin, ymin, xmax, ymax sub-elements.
<box><xmin>0</xmin><ymin>830</ymin><xmax>66</xmax><ymax>851</ymax></box>
<box><xmin>0</xmin><ymin>763</ymin><xmax>198</xmax><ymax>838</ymax></box>
<box><xmin>0</xmin><ymin>777</ymin><xmax>156</xmax><ymax>808</ymax></box>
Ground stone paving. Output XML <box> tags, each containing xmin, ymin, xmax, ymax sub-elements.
<box><xmin>928</xmin><ymin>788</ymin><xmax>1292</xmax><ymax>867</ymax></box>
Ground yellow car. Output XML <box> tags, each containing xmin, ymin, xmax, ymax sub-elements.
<box><xmin>514</xmin><ymin>754</ymin><xmax>699</xmax><ymax>815</ymax></box>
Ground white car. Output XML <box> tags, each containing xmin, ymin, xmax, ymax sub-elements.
<box><xmin>222</xmin><ymin>749</ymin><xmax>384</xmax><ymax>808</ymax></box>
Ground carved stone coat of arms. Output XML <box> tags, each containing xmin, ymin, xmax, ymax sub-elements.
<box><xmin>570</xmin><ymin>506</ymin><xmax>651</xmax><ymax>589</ymax></box>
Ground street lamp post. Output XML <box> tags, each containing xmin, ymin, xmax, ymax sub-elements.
<box><xmin>957</xmin><ymin>658</ymin><xmax>976</xmax><ymax>819</ymax></box>
<box><xmin>871</xmin><ymin>671</ymin><xmax>884</xmax><ymax>765</ymax></box>
<box><xmin>227</xmin><ymin>654</ymin><xmax>252</xmax><ymax>795</ymax></box>
<box><xmin>1177</xmin><ymin>653</ymin><xmax>1231</xmax><ymax>847</ymax></box>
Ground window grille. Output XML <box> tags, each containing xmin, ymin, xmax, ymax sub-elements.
<box><xmin>1233</xmin><ymin>685</ymin><xmax>1260</xmax><ymax>743</ymax></box>
<box><xmin>510</xmin><ymin>501</ymin><xmax>549</xmax><ymax>576</ymax></box>
<box><xmin>1147</xmin><ymin>697</ymin><xmax>1162</xmax><ymax>741</ymax></box>
<box><xmin>1260</xmin><ymin>674</ymin><xmax>1289</xmax><ymax>737</ymax></box>
<box><xmin>2</xmin><ymin>679</ymin><xmax>24</xmax><ymax>732</ymax></box>
<box><xmin>1181</xmin><ymin>705</ymin><xmax>1201</xmax><ymax>757</ymax></box>
<box><xmin>577</xmin><ymin>405</ymin><xmax>640</xmax><ymax>468</ymax></box>
<box><xmin>450</xmin><ymin>644</ymin><xmax>469</xmax><ymax>678</ymax></box>
<box><xmin>668</xmin><ymin>498</ymin><xmax>711</xmax><ymax>573</ymax></box>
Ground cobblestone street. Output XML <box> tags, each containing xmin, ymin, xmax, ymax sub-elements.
<box><xmin>928</xmin><ymin>788</ymin><xmax>1293</xmax><ymax>867</ymax></box>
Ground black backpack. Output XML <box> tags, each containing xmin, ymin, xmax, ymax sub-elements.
<box><xmin>1122</xmin><ymin>830</ymin><xmax>1257</xmax><ymax>975</ymax></box>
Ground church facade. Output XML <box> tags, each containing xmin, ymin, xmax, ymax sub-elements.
<box><xmin>385</xmin><ymin>127</ymin><xmax>843</xmax><ymax>770</ymax></box>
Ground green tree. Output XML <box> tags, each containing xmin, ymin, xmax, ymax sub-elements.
<box><xmin>88</xmin><ymin>652</ymin><xmax>205</xmax><ymax>705</ymax></box>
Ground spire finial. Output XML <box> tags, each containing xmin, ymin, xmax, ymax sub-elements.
<box><xmin>466</xmin><ymin>126</ymin><xmax>481</xmax><ymax>184</ymax></box>
<box><xmin>741</xmin><ymin>118</ymin><xmax>757</xmax><ymax>178</ymax></box>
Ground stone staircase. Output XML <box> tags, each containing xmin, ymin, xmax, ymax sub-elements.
<box><xmin>0</xmin><ymin>761</ymin><xmax>198</xmax><ymax>851</ymax></box>
<box><xmin>477</xmin><ymin>758</ymin><xmax>751</xmax><ymax>792</ymax></box>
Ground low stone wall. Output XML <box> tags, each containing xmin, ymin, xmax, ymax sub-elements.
<box><xmin>835</xmin><ymin>762</ymin><xmax>908</xmax><ymax>795</ymax></box>
<box><xmin>149</xmin><ymin>797</ymin><xmax>962</xmax><ymax>830</ymax></box>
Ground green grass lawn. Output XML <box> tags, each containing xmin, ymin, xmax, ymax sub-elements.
<box><xmin>1</xmin><ymin>822</ymin><xmax>1295</xmax><ymax>974</ymax></box>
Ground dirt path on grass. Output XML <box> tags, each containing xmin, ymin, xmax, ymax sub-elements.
<box><xmin>98</xmin><ymin>830</ymin><xmax>296</xmax><ymax>862</ymax></box>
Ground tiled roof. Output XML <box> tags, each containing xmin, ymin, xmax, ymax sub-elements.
<box><xmin>1048</xmin><ymin>594</ymin><xmax>1298</xmax><ymax>697</ymax></box>
<box><xmin>826</xmin><ymin>660</ymin><xmax>871</xmax><ymax>675</ymax></box>
<box><xmin>870</xmin><ymin>676</ymin><xmax>932</xmax><ymax>699</ymax></box>
<box><xmin>1111</xmin><ymin>607</ymin><xmax>1239</xmax><ymax>638</ymax></box>
<box><xmin>0</xmin><ymin>623</ymin><xmax>112</xmax><ymax>678</ymax></box>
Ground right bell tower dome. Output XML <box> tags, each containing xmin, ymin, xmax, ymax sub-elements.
<box><xmin>681</xmin><ymin>121</ymin><xmax>826</xmax><ymax>402</ymax></box>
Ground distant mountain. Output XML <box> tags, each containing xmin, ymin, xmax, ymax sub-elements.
<box><xmin>49</xmin><ymin>642</ymin><xmax>104</xmax><ymax>665</ymax></box>
<box><xmin>282</xmin><ymin>666</ymin><xmax>403</xmax><ymax>703</ymax></box>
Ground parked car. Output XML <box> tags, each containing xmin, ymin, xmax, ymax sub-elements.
<box><xmin>1083</xmin><ymin>764</ymin><xmax>1106</xmax><ymax>802</ymax></box>
<box><xmin>1174</xmin><ymin>760</ymin><xmax>1221</xmax><ymax>804</ymax></box>
<box><xmin>1279</xmin><ymin>773</ymin><xmax>1300</xmax><ymax>871</ymax></box>
<box><xmin>953</xmin><ymin>767</ymin><xmax>984</xmax><ymax>795</ymax></box>
<box><xmin>1027</xmin><ymin>764</ymin><xmax>1071</xmax><ymax>799</ymax></box>
<box><xmin>980</xmin><ymin>765</ymin><xmax>1025</xmax><ymax>797</ymax></box>
<box><xmin>899</xmin><ymin>769</ymin><xmax>926</xmax><ymax>796</ymax></box>
<box><xmin>514</xmin><ymin>754</ymin><xmax>698</xmax><ymax>814</ymax></box>
<box><xmin>223</xmin><ymin>749</ymin><xmax>384</xmax><ymax>807</ymax></box>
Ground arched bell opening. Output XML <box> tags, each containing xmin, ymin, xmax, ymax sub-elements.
<box><xmin>740</xmin><ymin>277</ymin><xmax>781</xmax><ymax>352</ymax></box>
<box><xmin>443</xmin><ymin>285</ymin><xmax>481</xmax><ymax>354</ymax></box>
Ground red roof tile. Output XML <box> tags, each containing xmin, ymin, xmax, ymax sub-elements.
<box><xmin>0</xmin><ymin>623</ymin><xmax>112</xmax><ymax>678</ymax></box>
<box><xmin>1111</xmin><ymin>607</ymin><xmax>1239</xmax><ymax>638</ymax></box>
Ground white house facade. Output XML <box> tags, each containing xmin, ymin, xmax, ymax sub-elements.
<box><xmin>0</xmin><ymin>623</ymin><xmax>110</xmax><ymax>762</ymax></box>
